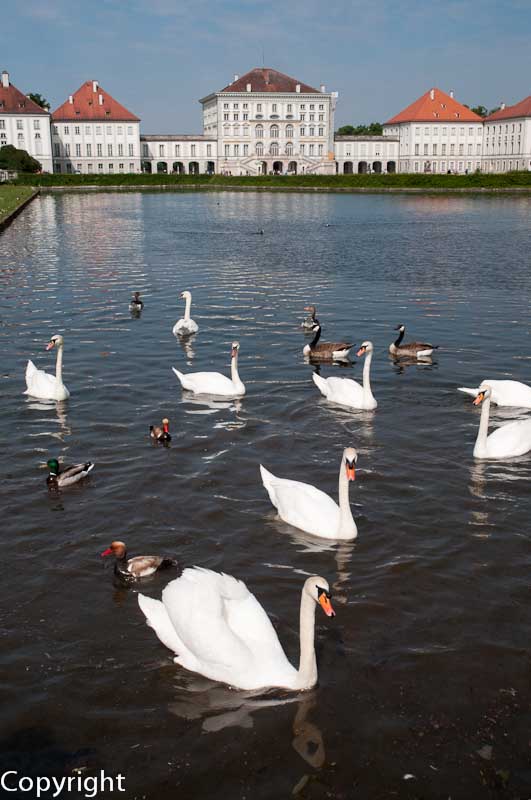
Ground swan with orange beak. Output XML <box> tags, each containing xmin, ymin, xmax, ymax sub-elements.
<box><xmin>260</xmin><ymin>447</ymin><xmax>358</xmax><ymax>540</ymax></box>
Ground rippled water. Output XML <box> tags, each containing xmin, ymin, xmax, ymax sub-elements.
<box><xmin>1</xmin><ymin>191</ymin><xmax>531</xmax><ymax>799</ymax></box>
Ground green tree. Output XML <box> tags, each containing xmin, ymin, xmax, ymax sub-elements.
<box><xmin>0</xmin><ymin>145</ymin><xmax>42</xmax><ymax>173</ymax></box>
<box><xmin>27</xmin><ymin>92</ymin><xmax>50</xmax><ymax>110</ymax></box>
<box><xmin>470</xmin><ymin>105</ymin><xmax>488</xmax><ymax>117</ymax></box>
<box><xmin>337</xmin><ymin>122</ymin><xmax>383</xmax><ymax>136</ymax></box>
<box><xmin>488</xmin><ymin>106</ymin><xmax>501</xmax><ymax>116</ymax></box>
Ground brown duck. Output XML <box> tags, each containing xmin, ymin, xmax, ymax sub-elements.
<box><xmin>150</xmin><ymin>418</ymin><xmax>171</xmax><ymax>443</ymax></box>
<box><xmin>101</xmin><ymin>541</ymin><xmax>178</xmax><ymax>582</ymax></box>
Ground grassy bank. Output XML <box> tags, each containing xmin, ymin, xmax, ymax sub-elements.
<box><xmin>8</xmin><ymin>171</ymin><xmax>531</xmax><ymax>192</ymax></box>
<box><xmin>0</xmin><ymin>185</ymin><xmax>37</xmax><ymax>224</ymax></box>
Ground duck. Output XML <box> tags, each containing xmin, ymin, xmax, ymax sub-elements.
<box><xmin>46</xmin><ymin>458</ymin><xmax>94</xmax><ymax>489</ymax></box>
<box><xmin>303</xmin><ymin>324</ymin><xmax>353</xmax><ymax>361</ymax></box>
<box><xmin>25</xmin><ymin>334</ymin><xmax>70</xmax><ymax>401</ymax></box>
<box><xmin>101</xmin><ymin>541</ymin><xmax>178</xmax><ymax>582</ymax></box>
<box><xmin>172</xmin><ymin>341</ymin><xmax>245</xmax><ymax>397</ymax></box>
<box><xmin>471</xmin><ymin>385</ymin><xmax>531</xmax><ymax>459</ymax></box>
<box><xmin>389</xmin><ymin>324</ymin><xmax>438</xmax><ymax>358</ymax></box>
<box><xmin>138</xmin><ymin>568</ymin><xmax>335</xmax><ymax>690</ymax></box>
<box><xmin>150</xmin><ymin>418</ymin><xmax>171</xmax><ymax>443</ymax></box>
<box><xmin>458</xmin><ymin>379</ymin><xmax>531</xmax><ymax>409</ymax></box>
<box><xmin>312</xmin><ymin>341</ymin><xmax>377</xmax><ymax>410</ymax></box>
<box><xmin>173</xmin><ymin>290</ymin><xmax>199</xmax><ymax>336</ymax></box>
<box><xmin>129</xmin><ymin>292</ymin><xmax>144</xmax><ymax>312</ymax></box>
<box><xmin>260</xmin><ymin>447</ymin><xmax>358</xmax><ymax>540</ymax></box>
<box><xmin>301</xmin><ymin>305</ymin><xmax>319</xmax><ymax>330</ymax></box>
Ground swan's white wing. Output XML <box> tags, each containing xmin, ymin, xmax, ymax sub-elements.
<box><xmin>457</xmin><ymin>386</ymin><xmax>479</xmax><ymax>398</ymax></box>
<box><xmin>24</xmin><ymin>360</ymin><xmax>68</xmax><ymax>399</ymax></box>
<box><xmin>319</xmin><ymin>376</ymin><xmax>363</xmax><ymax>407</ymax></box>
<box><xmin>486</xmin><ymin>418</ymin><xmax>531</xmax><ymax>457</ymax></box>
<box><xmin>172</xmin><ymin>368</ymin><xmax>236</xmax><ymax>396</ymax></box>
<box><xmin>260</xmin><ymin>466</ymin><xmax>340</xmax><ymax>537</ymax></box>
<box><xmin>173</xmin><ymin>318</ymin><xmax>199</xmax><ymax>335</ymax></box>
<box><xmin>138</xmin><ymin>594</ymin><xmax>187</xmax><ymax>655</ymax></box>
<box><xmin>481</xmin><ymin>380</ymin><xmax>531</xmax><ymax>409</ymax></box>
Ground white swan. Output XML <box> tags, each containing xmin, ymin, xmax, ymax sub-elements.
<box><xmin>312</xmin><ymin>341</ymin><xmax>377</xmax><ymax>410</ymax></box>
<box><xmin>138</xmin><ymin>567</ymin><xmax>335</xmax><ymax>691</ymax></box>
<box><xmin>172</xmin><ymin>341</ymin><xmax>245</xmax><ymax>397</ymax></box>
<box><xmin>260</xmin><ymin>447</ymin><xmax>358</xmax><ymax>540</ymax></box>
<box><xmin>173</xmin><ymin>290</ymin><xmax>199</xmax><ymax>336</ymax></box>
<box><xmin>24</xmin><ymin>334</ymin><xmax>70</xmax><ymax>401</ymax></box>
<box><xmin>458</xmin><ymin>379</ymin><xmax>531</xmax><ymax>409</ymax></box>
<box><xmin>472</xmin><ymin>385</ymin><xmax>531</xmax><ymax>459</ymax></box>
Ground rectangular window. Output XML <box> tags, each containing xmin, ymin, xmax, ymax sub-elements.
<box><xmin>107</xmin><ymin>126</ymin><xmax>112</xmax><ymax>133</ymax></box>
<box><xmin>87</xmin><ymin>163</ymin><xmax>93</xmax><ymax>173</ymax></box>
<box><xmin>142</xmin><ymin>144</ymin><xmax>148</xmax><ymax>156</ymax></box>
<box><xmin>425</xmin><ymin>127</ymin><xmax>429</xmax><ymax>135</ymax></box>
<box><xmin>118</xmin><ymin>143</ymin><xmax>123</xmax><ymax>156</ymax></box>
<box><xmin>234</xmin><ymin>144</ymin><xmax>239</xmax><ymax>156</ymax></box>
<box><xmin>97</xmin><ymin>143</ymin><xmax>103</xmax><ymax>156</ymax></box>
<box><xmin>243</xmin><ymin>144</ymin><xmax>248</xmax><ymax>155</ymax></box>
<box><xmin>319</xmin><ymin>114</ymin><xmax>324</xmax><ymax>121</ymax></box>
<box><xmin>300</xmin><ymin>144</ymin><xmax>305</xmax><ymax>155</ymax></box>
<box><xmin>54</xmin><ymin>143</ymin><xmax>60</xmax><ymax>156</ymax></box>
<box><xmin>159</xmin><ymin>145</ymin><xmax>164</xmax><ymax>157</ymax></box>
<box><xmin>318</xmin><ymin>144</ymin><xmax>323</xmax><ymax>155</ymax></box>
<box><xmin>243</xmin><ymin>113</ymin><xmax>248</xmax><ymax>120</ymax></box>
<box><xmin>77</xmin><ymin>163</ymin><xmax>82</xmax><ymax>172</ymax></box>
<box><xmin>468</xmin><ymin>144</ymin><xmax>472</xmax><ymax>155</ymax></box>
<box><xmin>127</xmin><ymin>126</ymin><xmax>133</xmax><ymax>135</ymax></box>
<box><xmin>74</xmin><ymin>125</ymin><xmax>80</xmax><ymax>135</ymax></box>
<box><xmin>233</xmin><ymin>113</ymin><xmax>238</xmax><ymax>121</ymax></box>
<box><xmin>128</xmin><ymin>143</ymin><xmax>134</xmax><ymax>156</ymax></box>
<box><xmin>64</xmin><ymin>125</ymin><xmax>69</xmax><ymax>135</ymax></box>
<box><xmin>175</xmin><ymin>144</ymin><xmax>180</xmax><ymax>156</ymax></box>
<box><xmin>224</xmin><ymin>103</ymin><xmax>229</xmax><ymax>109</ymax></box>
<box><xmin>451</xmin><ymin>127</ymin><xmax>456</xmax><ymax>135</ymax></box>
<box><xmin>117</xmin><ymin>126</ymin><xmax>123</xmax><ymax>135</ymax></box>
<box><xmin>233</xmin><ymin>103</ymin><xmax>238</xmax><ymax>109</ymax></box>
<box><xmin>65</xmin><ymin>143</ymin><xmax>70</xmax><ymax>156</ymax></box>
<box><xmin>310</xmin><ymin>104</ymin><xmax>315</xmax><ymax>110</ymax></box>
<box><xmin>75</xmin><ymin>143</ymin><xmax>81</xmax><ymax>157</ymax></box>
<box><xmin>206</xmin><ymin>144</ymin><xmax>211</xmax><ymax>156</ymax></box>
<box><xmin>191</xmin><ymin>144</ymin><xmax>196</xmax><ymax>156</ymax></box>
<box><xmin>17</xmin><ymin>119</ymin><xmax>23</xmax><ymax>130</ymax></box>
<box><xmin>309</xmin><ymin>144</ymin><xmax>314</xmax><ymax>155</ymax></box>
<box><xmin>85</xmin><ymin>126</ymin><xmax>90</xmax><ymax>134</ymax></box>
<box><xmin>414</xmin><ymin>143</ymin><xmax>419</xmax><ymax>155</ymax></box>
<box><xmin>433</xmin><ymin>144</ymin><xmax>437</xmax><ymax>155</ymax></box>
<box><xmin>256</xmin><ymin>104</ymin><xmax>262</xmax><ymax>112</ymax></box>
<box><xmin>108</xmin><ymin>163</ymin><xmax>114</xmax><ymax>172</ymax></box>
<box><xmin>33</xmin><ymin>119</ymin><xmax>40</xmax><ymax>130</ymax></box>
<box><xmin>129</xmin><ymin>163</ymin><xmax>134</xmax><ymax>171</ymax></box>
<box><xmin>300</xmin><ymin>127</ymin><xmax>306</xmax><ymax>136</ymax></box>
<box><xmin>442</xmin><ymin>143</ymin><xmax>446</xmax><ymax>155</ymax></box>
<box><xmin>107</xmin><ymin>144</ymin><xmax>113</xmax><ymax>156</ymax></box>
<box><xmin>224</xmin><ymin>144</ymin><xmax>229</xmax><ymax>157</ymax></box>
<box><xmin>272</xmin><ymin>104</ymin><xmax>277</xmax><ymax>112</ymax></box>
<box><xmin>423</xmin><ymin>144</ymin><xmax>428</xmax><ymax>155</ymax></box>
<box><xmin>119</xmin><ymin>163</ymin><xmax>124</xmax><ymax>171</ymax></box>
<box><xmin>450</xmin><ymin>143</ymin><xmax>455</xmax><ymax>155</ymax></box>
<box><xmin>287</xmin><ymin>104</ymin><xmax>292</xmax><ymax>112</ymax></box>
<box><xmin>300</xmin><ymin>113</ymin><xmax>305</xmax><ymax>121</ymax></box>
<box><xmin>96</xmin><ymin>126</ymin><xmax>101</xmax><ymax>135</ymax></box>
<box><xmin>224</xmin><ymin>113</ymin><xmax>229</xmax><ymax>121</ymax></box>
<box><xmin>309</xmin><ymin>114</ymin><xmax>315</xmax><ymax>121</ymax></box>
<box><xmin>442</xmin><ymin>127</ymin><xmax>447</xmax><ymax>135</ymax></box>
<box><xmin>0</xmin><ymin>120</ymin><xmax>5</xmax><ymax>130</ymax></box>
<box><xmin>98</xmin><ymin>163</ymin><xmax>104</xmax><ymax>172</ymax></box>
<box><xmin>433</xmin><ymin>127</ymin><xmax>438</xmax><ymax>135</ymax></box>
<box><xmin>459</xmin><ymin>143</ymin><xmax>464</xmax><ymax>155</ymax></box>
<box><xmin>318</xmin><ymin>127</ymin><xmax>324</xmax><ymax>136</ymax></box>
<box><xmin>86</xmin><ymin>144</ymin><xmax>92</xmax><ymax>156</ymax></box>
<box><xmin>53</xmin><ymin>125</ymin><xmax>58</xmax><ymax>134</ymax></box>
<box><xmin>243</xmin><ymin>103</ymin><xmax>248</xmax><ymax>109</ymax></box>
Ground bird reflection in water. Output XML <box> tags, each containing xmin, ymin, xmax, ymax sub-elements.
<box><xmin>389</xmin><ymin>354</ymin><xmax>435</xmax><ymax>374</ymax></box>
<box><xmin>178</xmin><ymin>334</ymin><xmax>196</xmax><ymax>363</ymax></box>
<box><xmin>26</xmin><ymin>399</ymin><xmax>71</xmax><ymax>441</ymax></box>
<box><xmin>291</xmin><ymin>693</ymin><xmax>325</xmax><ymax>768</ymax></box>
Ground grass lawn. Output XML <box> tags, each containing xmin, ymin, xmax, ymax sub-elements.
<box><xmin>0</xmin><ymin>185</ymin><xmax>37</xmax><ymax>224</ymax></box>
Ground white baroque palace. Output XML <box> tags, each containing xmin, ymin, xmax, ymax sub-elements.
<box><xmin>2</xmin><ymin>67</ymin><xmax>530</xmax><ymax>175</ymax></box>
<box><xmin>0</xmin><ymin>71</ymin><xmax>52</xmax><ymax>172</ymax></box>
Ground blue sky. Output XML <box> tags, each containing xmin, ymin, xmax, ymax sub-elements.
<box><xmin>3</xmin><ymin>0</ymin><xmax>530</xmax><ymax>132</ymax></box>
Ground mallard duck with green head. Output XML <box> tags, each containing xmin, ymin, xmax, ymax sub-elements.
<box><xmin>46</xmin><ymin>458</ymin><xmax>94</xmax><ymax>489</ymax></box>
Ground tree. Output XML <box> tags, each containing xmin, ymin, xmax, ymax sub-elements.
<box><xmin>337</xmin><ymin>122</ymin><xmax>383</xmax><ymax>136</ymax></box>
<box><xmin>0</xmin><ymin>145</ymin><xmax>42</xmax><ymax>173</ymax></box>
<box><xmin>27</xmin><ymin>92</ymin><xmax>50</xmax><ymax>110</ymax></box>
<box><xmin>469</xmin><ymin>105</ymin><xmax>488</xmax><ymax>117</ymax></box>
<box><xmin>488</xmin><ymin>106</ymin><xmax>501</xmax><ymax>116</ymax></box>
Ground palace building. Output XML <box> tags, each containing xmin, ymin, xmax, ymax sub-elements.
<box><xmin>2</xmin><ymin>67</ymin><xmax>530</xmax><ymax>175</ymax></box>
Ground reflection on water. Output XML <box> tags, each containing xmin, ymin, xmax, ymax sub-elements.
<box><xmin>2</xmin><ymin>191</ymin><xmax>531</xmax><ymax>798</ymax></box>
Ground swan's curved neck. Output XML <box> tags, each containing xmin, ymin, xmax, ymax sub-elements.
<box><xmin>310</xmin><ymin>328</ymin><xmax>321</xmax><ymax>349</ymax></box>
<box><xmin>55</xmin><ymin>344</ymin><xmax>64</xmax><ymax>384</ymax></box>
<box><xmin>337</xmin><ymin>461</ymin><xmax>357</xmax><ymax>538</ymax></box>
<box><xmin>362</xmin><ymin>350</ymin><xmax>374</xmax><ymax>401</ymax></box>
<box><xmin>296</xmin><ymin>590</ymin><xmax>317</xmax><ymax>689</ymax></box>
<box><xmin>230</xmin><ymin>352</ymin><xmax>243</xmax><ymax>389</ymax></box>
<box><xmin>474</xmin><ymin>394</ymin><xmax>491</xmax><ymax>456</ymax></box>
<box><xmin>183</xmin><ymin>294</ymin><xmax>192</xmax><ymax>321</ymax></box>
<box><xmin>394</xmin><ymin>329</ymin><xmax>404</xmax><ymax>348</ymax></box>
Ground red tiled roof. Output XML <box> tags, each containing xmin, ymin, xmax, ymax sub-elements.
<box><xmin>385</xmin><ymin>88</ymin><xmax>482</xmax><ymax>124</ymax></box>
<box><xmin>0</xmin><ymin>78</ymin><xmax>49</xmax><ymax>115</ymax></box>
<box><xmin>52</xmin><ymin>80</ymin><xmax>139</xmax><ymax>122</ymax></box>
<box><xmin>220</xmin><ymin>68</ymin><xmax>321</xmax><ymax>94</ymax></box>
<box><xmin>485</xmin><ymin>96</ymin><xmax>531</xmax><ymax>121</ymax></box>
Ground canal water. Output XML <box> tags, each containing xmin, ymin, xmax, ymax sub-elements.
<box><xmin>1</xmin><ymin>191</ymin><xmax>531</xmax><ymax>798</ymax></box>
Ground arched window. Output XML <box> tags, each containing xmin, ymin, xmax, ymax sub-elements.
<box><xmin>255</xmin><ymin>125</ymin><xmax>263</xmax><ymax>138</ymax></box>
<box><xmin>285</xmin><ymin>142</ymin><xmax>293</xmax><ymax>156</ymax></box>
<box><xmin>270</xmin><ymin>142</ymin><xmax>279</xmax><ymax>156</ymax></box>
<box><xmin>286</xmin><ymin>124</ymin><xmax>294</xmax><ymax>138</ymax></box>
<box><xmin>270</xmin><ymin>125</ymin><xmax>279</xmax><ymax>138</ymax></box>
<box><xmin>256</xmin><ymin>142</ymin><xmax>263</xmax><ymax>156</ymax></box>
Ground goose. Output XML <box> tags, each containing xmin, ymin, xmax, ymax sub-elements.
<box><xmin>24</xmin><ymin>334</ymin><xmax>70</xmax><ymax>401</ymax></box>
<box><xmin>101</xmin><ymin>541</ymin><xmax>178</xmax><ymax>582</ymax></box>
<box><xmin>389</xmin><ymin>324</ymin><xmax>438</xmax><ymax>358</ymax></box>
<box><xmin>458</xmin><ymin>380</ymin><xmax>531</xmax><ymax>409</ymax></box>
<box><xmin>172</xmin><ymin>341</ymin><xmax>245</xmax><ymax>397</ymax></box>
<box><xmin>301</xmin><ymin>305</ymin><xmax>319</xmax><ymax>330</ymax></box>
<box><xmin>312</xmin><ymin>341</ymin><xmax>377</xmax><ymax>410</ymax></box>
<box><xmin>129</xmin><ymin>292</ymin><xmax>144</xmax><ymax>312</ymax></box>
<box><xmin>46</xmin><ymin>458</ymin><xmax>94</xmax><ymax>489</ymax></box>
<box><xmin>472</xmin><ymin>385</ymin><xmax>531</xmax><ymax>459</ymax></box>
<box><xmin>138</xmin><ymin>568</ymin><xmax>335</xmax><ymax>691</ymax></box>
<box><xmin>303</xmin><ymin>324</ymin><xmax>353</xmax><ymax>361</ymax></box>
<box><xmin>173</xmin><ymin>290</ymin><xmax>199</xmax><ymax>336</ymax></box>
<box><xmin>260</xmin><ymin>447</ymin><xmax>358</xmax><ymax>540</ymax></box>
<box><xmin>150</xmin><ymin>418</ymin><xmax>171</xmax><ymax>443</ymax></box>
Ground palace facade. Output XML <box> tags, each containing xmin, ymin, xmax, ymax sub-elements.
<box><xmin>1</xmin><ymin>66</ymin><xmax>530</xmax><ymax>175</ymax></box>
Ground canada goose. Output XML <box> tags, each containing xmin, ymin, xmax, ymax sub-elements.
<box><xmin>389</xmin><ymin>324</ymin><xmax>437</xmax><ymax>358</ymax></box>
<box><xmin>303</xmin><ymin>324</ymin><xmax>353</xmax><ymax>361</ymax></box>
<box><xmin>101</xmin><ymin>541</ymin><xmax>178</xmax><ymax>582</ymax></box>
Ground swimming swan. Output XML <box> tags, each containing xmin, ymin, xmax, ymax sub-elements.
<box><xmin>472</xmin><ymin>385</ymin><xmax>531</xmax><ymax>459</ymax></box>
<box><xmin>173</xmin><ymin>290</ymin><xmax>199</xmax><ymax>336</ymax></box>
<box><xmin>172</xmin><ymin>341</ymin><xmax>245</xmax><ymax>397</ymax></box>
<box><xmin>458</xmin><ymin>380</ymin><xmax>531</xmax><ymax>409</ymax></box>
<box><xmin>25</xmin><ymin>334</ymin><xmax>70</xmax><ymax>401</ymax></box>
<box><xmin>312</xmin><ymin>341</ymin><xmax>377</xmax><ymax>410</ymax></box>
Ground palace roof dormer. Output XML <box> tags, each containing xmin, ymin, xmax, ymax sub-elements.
<box><xmin>52</xmin><ymin>80</ymin><xmax>140</xmax><ymax>122</ymax></box>
<box><xmin>0</xmin><ymin>71</ymin><xmax>49</xmax><ymax>115</ymax></box>
<box><xmin>385</xmin><ymin>87</ymin><xmax>482</xmax><ymax>124</ymax></box>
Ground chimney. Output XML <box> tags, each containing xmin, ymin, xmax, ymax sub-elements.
<box><xmin>320</xmin><ymin>84</ymin><xmax>326</xmax><ymax>93</ymax></box>
<box><xmin>246</xmin><ymin>83</ymin><xmax>251</xmax><ymax>92</ymax></box>
<box><xmin>233</xmin><ymin>74</ymin><xmax>239</xmax><ymax>82</ymax></box>
<box><xmin>68</xmin><ymin>94</ymin><xmax>73</xmax><ymax>104</ymax></box>
<box><xmin>92</xmin><ymin>80</ymin><xmax>98</xmax><ymax>92</ymax></box>
<box><xmin>1</xmin><ymin>70</ymin><xmax>9</xmax><ymax>89</ymax></box>
<box><xmin>98</xmin><ymin>93</ymin><xmax>103</xmax><ymax>105</ymax></box>
<box><xmin>430</xmin><ymin>88</ymin><xmax>435</xmax><ymax>100</ymax></box>
<box><xmin>449</xmin><ymin>89</ymin><xmax>454</xmax><ymax>99</ymax></box>
<box><xmin>501</xmin><ymin>102</ymin><xmax>506</xmax><ymax>110</ymax></box>
<box><xmin>295</xmin><ymin>84</ymin><xmax>301</xmax><ymax>93</ymax></box>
